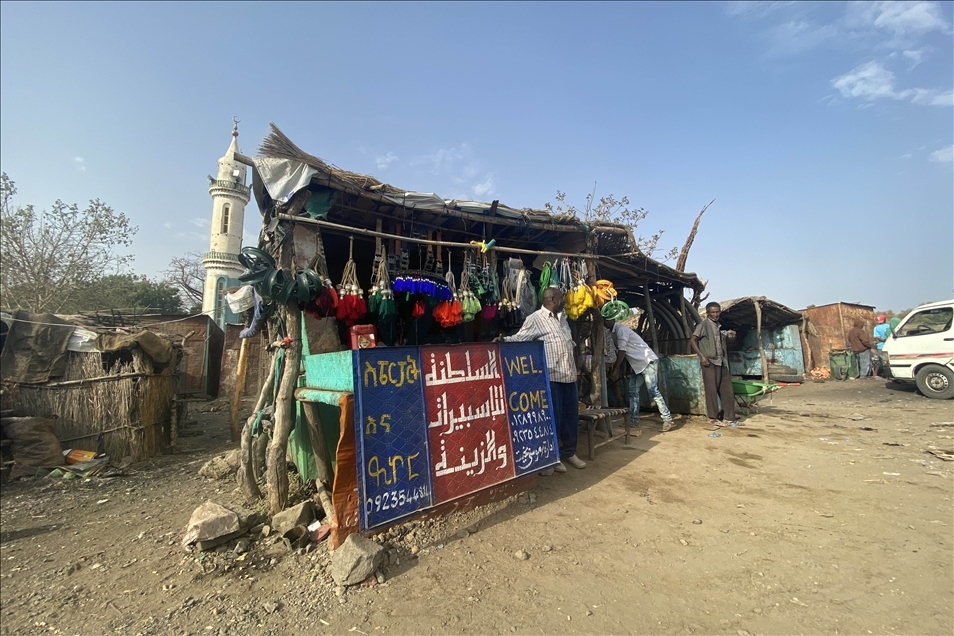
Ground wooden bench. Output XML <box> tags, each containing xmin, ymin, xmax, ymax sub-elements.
<box><xmin>578</xmin><ymin>407</ymin><xmax>632</xmax><ymax>460</ymax></box>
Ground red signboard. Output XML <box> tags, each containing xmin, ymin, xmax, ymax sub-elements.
<box><xmin>421</xmin><ymin>344</ymin><xmax>516</xmax><ymax>503</ymax></box>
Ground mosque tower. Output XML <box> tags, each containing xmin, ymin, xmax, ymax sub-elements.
<box><xmin>202</xmin><ymin>119</ymin><xmax>250</xmax><ymax>327</ymax></box>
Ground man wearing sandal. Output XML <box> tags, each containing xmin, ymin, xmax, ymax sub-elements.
<box><xmin>603</xmin><ymin>305</ymin><xmax>675</xmax><ymax>433</ymax></box>
<box><xmin>690</xmin><ymin>302</ymin><xmax>737</xmax><ymax>427</ymax></box>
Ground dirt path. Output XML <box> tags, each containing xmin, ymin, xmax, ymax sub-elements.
<box><xmin>2</xmin><ymin>380</ymin><xmax>952</xmax><ymax>635</ymax></box>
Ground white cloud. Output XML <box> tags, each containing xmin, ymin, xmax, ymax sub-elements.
<box><xmin>411</xmin><ymin>144</ymin><xmax>472</xmax><ymax>174</ymax></box>
<box><xmin>162</xmin><ymin>222</ymin><xmax>173</xmax><ymax>229</ymax></box>
<box><xmin>375</xmin><ymin>151</ymin><xmax>399</xmax><ymax>169</ymax></box>
<box><xmin>900</xmin><ymin>152</ymin><xmax>913</xmax><ymax>159</ymax></box>
<box><xmin>832</xmin><ymin>61</ymin><xmax>953</xmax><ymax>106</ymax></box>
<box><xmin>928</xmin><ymin>144</ymin><xmax>954</xmax><ymax>163</ymax></box>
<box><xmin>74</xmin><ymin>157</ymin><xmax>86</xmax><ymax>172</ymax></box>
<box><xmin>472</xmin><ymin>174</ymin><xmax>496</xmax><ymax>198</ymax></box>
<box><xmin>902</xmin><ymin>49</ymin><xmax>924</xmax><ymax>69</ymax></box>
<box><xmin>832</xmin><ymin>61</ymin><xmax>899</xmax><ymax>100</ymax></box>
<box><xmin>725</xmin><ymin>1</ymin><xmax>796</xmax><ymax>18</ymax></box>
<box><xmin>190</xmin><ymin>217</ymin><xmax>210</xmax><ymax>228</ymax></box>
<box><xmin>849</xmin><ymin>1</ymin><xmax>951</xmax><ymax>37</ymax></box>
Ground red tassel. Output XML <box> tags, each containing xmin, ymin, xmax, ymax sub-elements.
<box><xmin>412</xmin><ymin>300</ymin><xmax>426</xmax><ymax>318</ymax></box>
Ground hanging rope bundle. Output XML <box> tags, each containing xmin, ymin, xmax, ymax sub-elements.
<box><xmin>537</xmin><ymin>260</ymin><xmax>553</xmax><ymax>304</ymax></box>
<box><xmin>593</xmin><ymin>279</ymin><xmax>619</xmax><ymax>307</ymax></box>
<box><xmin>459</xmin><ymin>251</ymin><xmax>482</xmax><ymax>322</ymax></box>
<box><xmin>565</xmin><ymin>258</ymin><xmax>595</xmax><ymax>320</ymax></box>
<box><xmin>479</xmin><ymin>252</ymin><xmax>500</xmax><ymax>320</ymax></box>
<box><xmin>335</xmin><ymin>237</ymin><xmax>367</xmax><ymax>326</ymax></box>
<box><xmin>367</xmin><ymin>245</ymin><xmax>397</xmax><ymax>319</ymax></box>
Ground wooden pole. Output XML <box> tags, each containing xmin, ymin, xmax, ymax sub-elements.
<box><xmin>754</xmin><ymin>299</ymin><xmax>768</xmax><ymax>384</ymax></box>
<box><xmin>586</xmin><ymin>257</ymin><xmax>604</xmax><ymax>407</ymax></box>
<box><xmin>644</xmin><ymin>285</ymin><xmax>660</xmax><ymax>352</ymax></box>
<box><xmin>238</xmin><ymin>347</ymin><xmax>276</xmax><ymax>502</ymax></box>
<box><xmin>267</xmin><ymin>303</ymin><xmax>302</xmax><ymax>514</ymax></box>
<box><xmin>301</xmin><ymin>401</ymin><xmax>336</xmax><ymax>517</ymax></box>
<box><xmin>230</xmin><ymin>337</ymin><xmax>250</xmax><ymax>442</ymax></box>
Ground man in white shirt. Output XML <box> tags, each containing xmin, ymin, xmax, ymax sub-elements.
<box><xmin>604</xmin><ymin>315</ymin><xmax>675</xmax><ymax>432</ymax></box>
<box><xmin>504</xmin><ymin>286</ymin><xmax>585</xmax><ymax>471</ymax></box>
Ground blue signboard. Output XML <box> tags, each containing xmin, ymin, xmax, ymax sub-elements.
<box><xmin>353</xmin><ymin>347</ymin><xmax>433</xmax><ymax>530</ymax></box>
<box><xmin>352</xmin><ymin>342</ymin><xmax>560</xmax><ymax>532</ymax></box>
<box><xmin>498</xmin><ymin>342</ymin><xmax>560</xmax><ymax>475</ymax></box>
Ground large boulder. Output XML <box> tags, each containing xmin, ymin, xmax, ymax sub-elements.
<box><xmin>330</xmin><ymin>534</ymin><xmax>385</xmax><ymax>586</ymax></box>
<box><xmin>198</xmin><ymin>450</ymin><xmax>240</xmax><ymax>480</ymax></box>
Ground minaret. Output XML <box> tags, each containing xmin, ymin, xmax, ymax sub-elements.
<box><xmin>202</xmin><ymin>119</ymin><xmax>250</xmax><ymax>327</ymax></box>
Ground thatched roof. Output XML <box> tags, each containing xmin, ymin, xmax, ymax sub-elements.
<box><xmin>252</xmin><ymin>124</ymin><xmax>703</xmax><ymax>295</ymax></box>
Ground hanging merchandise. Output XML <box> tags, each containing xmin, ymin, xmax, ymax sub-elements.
<box><xmin>600</xmin><ymin>298</ymin><xmax>632</xmax><ymax>322</ymax></box>
<box><xmin>335</xmin><ymin>237</ymin><xmax>368</xmax><ymax>326</ymax></box>
<box><xmin>537</xmin><ymin>260</ymin><xmax>553</xmax><ymax>304</ymax></box>
<box><xmin>478</xmin><ymin>252</ymin><xmax>500</xmax><ymax>320</ymax></box>
<box><xmin>557</xmin><ymin>258</ymin><xmax>572</xmax><ymax>294</ymax></box>
<box><xmin>433</xmin><ymin>248</ymin><xmax>463</xmax><ymax>328</ymax></box>
<box><xmin>593</xmin><ymin>279</ymin><xmax>618</xmax><ymax>307</ymax></box>
<box><xmin>504</xmin><ymin>257</ymin><xmax>537</xmax><ymax>319</ymax></box>
<box><xmin>300</xmin><ymin>228</ymin><xmax>339</xmax><ymax>318</ymax></box>
<box><xmin>498</xmin><ymin>269</ymin><xmax>521</xmax><ymax>331</ymax></box>
<box><xmin>367</xmin><ymin>245</ymin><xmax>397</xmax><ymax>320</ymax></box>
<box><xmin>564</xmin><ymin>259</ymin><xmax>595</xmax><ymax>320</ymax></box>
<box><xmin>459</xmin><ymin>251</ymin><xmax>482</xmax><ymax>322</ymax></box>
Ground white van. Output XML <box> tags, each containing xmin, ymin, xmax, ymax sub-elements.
<box><xmin>882</xmin><ymin>299</ymin><xmax>954</xmax><ymax>399</ymax></box>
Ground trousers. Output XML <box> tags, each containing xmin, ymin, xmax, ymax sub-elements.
<box><xmin>628</xmin><ymin>360</ymin><xmax>672</xmax><ymax>422</ymax></box>
<box><xmin>701</xmin><ymin>361</ymin><xmax>736</xmax><ymax>421</ymax></box>
<box><xmin>550</xmin><ymin>380</ymin><xmax>579</xmax><ymax>459</ymax></box>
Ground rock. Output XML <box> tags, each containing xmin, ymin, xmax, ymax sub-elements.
<box><xmin>262</xmin><ymin>601</ymin><xmax>279</xmax><ymax>614</ymax></box>
<box><xmin>410</xmin><ymin>546</ymin><xmax>420</xmax><ymax>555</ymax></box>
<box><xmin>692</xmin><ymin>519</ymin><xmax>703</xmax><ymax>525</ymax></box>
<box><xmin>330</xmin><ymin>534</ymin><xmax>385</xmax><ymax>586</ymax></box>
<box><xmin>198</xmin><ymin>451</ymin><xmax>240</xmax><ymax>480</ymax></box>
<box><xmin>233</xmin><ymin>539</ymin><xmax>250</xmax><ymax>555</ymax></box>
<box><xmin>679</xmin><ymin>539</ymin><xmax>689</xmax><ymax>546</ymax></box>
<box><xmin>528</xmin><ymin>493</ymin><xmax>537</xmax><ymax>504</ymax></box>
<box><xmin>466</xmin><ymin>526</ymin><xmax>478</xmax><ymax>535</ymax></box>
<box><xmin>182</xmin><ymin>501</ymin><xmax>243</xmax><ymax>549</ymax></box>
<box><xmin>513</xmin><ymin>550</ymin><xmax>530</xmax><ymax>561</ymax></box>
<box><xmin>542</xmin><ymin>545</ymin><xmax>552</xmax><ymax>552</ymax></box>
<box><xmin>272</xmin><ymin>502</ymin><xmax>316</xmax><ymax>536</ymax></box>
<box><xmin>260</xmin><ymin>525</ymin><xmax>271</xmax><ymax>538</ymax></box>
<box><xmin>375</xmin><ymin>572</ymin><xmax>386</xmax><ymax>584</ymax></box>
<box><xmin>456</xmin><ymin>530</ymin><xmax>469</xmax><ymax>540</ymax></box>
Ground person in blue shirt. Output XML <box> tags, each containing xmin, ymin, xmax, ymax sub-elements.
<box><xmin>872</xmin><ymin>314</ymin><xmax>892</xmax><ymax>379</ymax></box>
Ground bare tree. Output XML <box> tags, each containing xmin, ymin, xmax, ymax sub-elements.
<box><xmin>162</xmin><ymin>251</ymin><xmax>205</xmax><ymax>313</ymax></box>
<box><xmin>545</xmin><ymin>188</ymin><xmax>678</xmax><ymax>261</ymax></box>
<box><xmin>675</xmin><ymin>199</ymin><xmax>714</xmax><ymax>272</ymax></box>
<box><xmin>0</xmin><ymin>172</ymin><xmax>137</xmax><ymax>313</ymax></box>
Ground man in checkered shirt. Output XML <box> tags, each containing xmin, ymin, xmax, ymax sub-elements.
<box><xmin>504</xmin><ymin>286</ymin><xmax>585</xmax><ymax>472</ymax></box>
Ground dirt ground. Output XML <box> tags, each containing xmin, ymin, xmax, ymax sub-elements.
<box><xmin>1</xmin><ymin>378</ymin><xmax>952</xmax><ymax>636</ymax></box>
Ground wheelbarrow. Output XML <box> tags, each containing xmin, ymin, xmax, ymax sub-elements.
<box><xmin>731</xmin><ymin>379</ymin><xmax>779</xmax><ymax>415</ymax></box>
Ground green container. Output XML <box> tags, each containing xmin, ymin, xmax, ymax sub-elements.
<box><xmin>828</xmin><ymin>349</ymin><xmax>858</xmax><ymax>381</ymax></box>
<box><xmin>731</xmin><ymin>379</ymin><xmax>776</xmax><ymax>396</ymax></box>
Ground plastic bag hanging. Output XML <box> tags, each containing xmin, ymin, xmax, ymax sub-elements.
<box><xmin>335</xmin><ymin>237</ymin><xmax>367</xmax><ymax>326</ymax></box>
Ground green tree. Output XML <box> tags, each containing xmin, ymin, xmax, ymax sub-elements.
<box><xmin>544</xmin><ymin>189</ymin><xmax>678</xmax><ymax>261</ymax></box>
<box><xmin>0</xmin><ymin>172</ymin><xmax>138</xmax><ymax>313</ymax></box>
<box><xmin>67</xmin><ymin>274</ymin><xmax>184</xmax><ymax>314</ymax></box>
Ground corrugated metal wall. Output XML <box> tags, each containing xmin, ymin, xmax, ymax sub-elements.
<box><xmin>803</xmin><ymin>303</ymin><xmax>876</xmax><ymax>370</ymax></box>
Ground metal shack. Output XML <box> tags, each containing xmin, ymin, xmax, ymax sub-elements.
<box><xmin>801</xmin><ymin>302</ymin><xmax>876</xmax><ymax>371</ymax></box>
<box><xmin>718</xmin><ymin>297</ymin><xmax>806</xmax><ymax>383</ymax></box>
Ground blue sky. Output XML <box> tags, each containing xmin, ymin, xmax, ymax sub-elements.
<box><xmin>1</xmin><ymin>1</ymin><xmax>951</xmax><ymax>312</ymax></box>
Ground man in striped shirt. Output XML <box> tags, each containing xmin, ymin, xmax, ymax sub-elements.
<box><xmin>504</xmin><ymin>286</ymin><xmax>585</xmax><ymax>472</ymax></box>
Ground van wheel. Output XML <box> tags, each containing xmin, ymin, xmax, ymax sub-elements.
<box><xmin>915</xmin><ymin>365</ymin><xmax>954</xmax><ymax>399</ymax></box>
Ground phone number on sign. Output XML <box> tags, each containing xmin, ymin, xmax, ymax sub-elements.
<box><xmin>365</xmin><ymin>485</ymin><xmax>431</xmax><ymax>514</ymax></box>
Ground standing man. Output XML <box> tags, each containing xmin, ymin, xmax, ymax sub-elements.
<box><xmin>690</xmin><ymin>302</ymin><xmax>737</xmax><ymax>427</ymax></box>
<box><xmin>604</xmin><ymin>308</ymin><xmax>675</xmax><ymax>432</ymax></box>
<box><xmin>872</xmin><ymin>314</ymin><xmax>892</xmax><ymax>378</ymax></box>
<box><xmin>503</xmin><ymin>286</ymin><xmax>585</xmax><ymax>472</ymax></box>
<box><xmin>847</xmin><ymin>318</ymin><xmax>876</xmax><ymax>379</ymax></box>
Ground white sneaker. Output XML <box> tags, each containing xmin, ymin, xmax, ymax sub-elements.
<box><xmin>565</xmin><ymin>455</ymin><xmax>587</xmax><ymax>469</ymax></box>
<box><xmin>553</xmin><ymin>462</ymin><xmax>568</xmax><ymax>473</ymax></box>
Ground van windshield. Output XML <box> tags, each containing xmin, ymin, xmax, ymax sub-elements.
<box><xmin>897</xmin><ymin>307</ymin><xmax>953</xmax><ymax>337</ymax></box>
